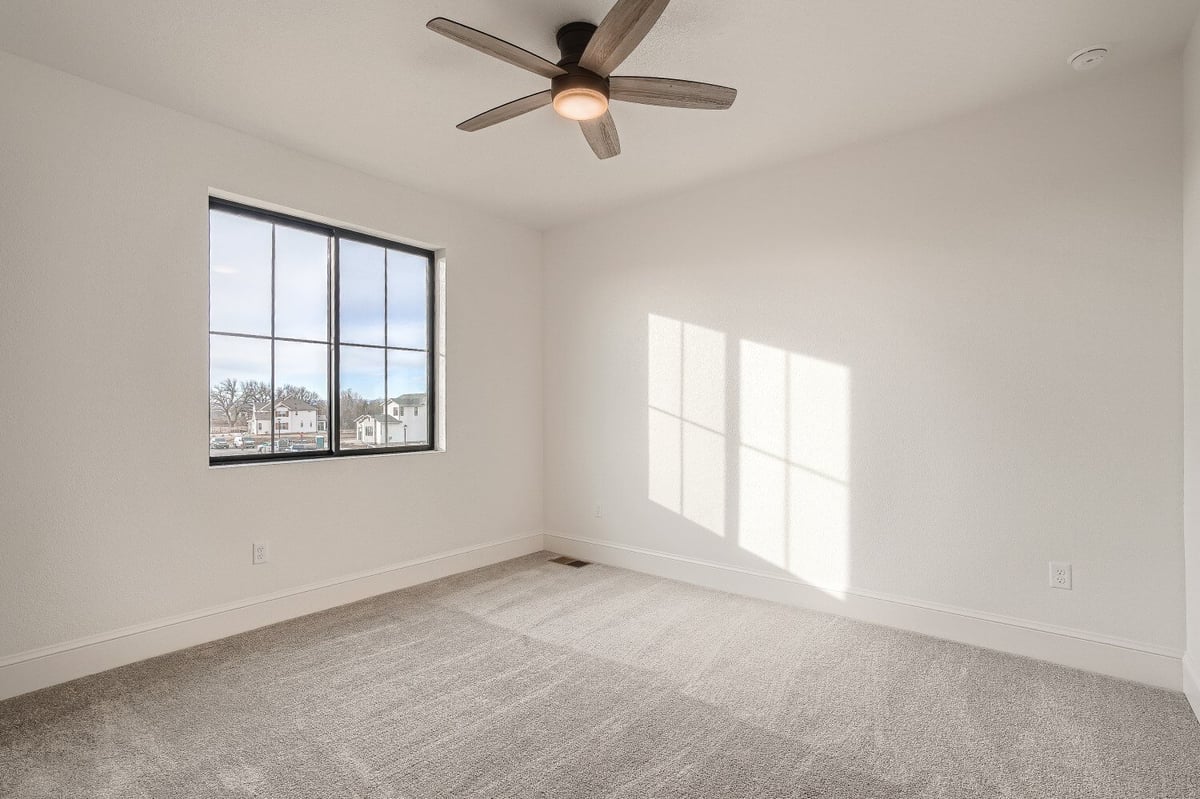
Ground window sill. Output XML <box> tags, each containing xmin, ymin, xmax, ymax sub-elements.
<box><xmin>208</xmin><ymin>447</ymin><xmax>445</xmax><ymax>469</ymax></box>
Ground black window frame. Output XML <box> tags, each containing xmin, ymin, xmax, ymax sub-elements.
<box><xmin>208</xmin><ymin>197</ymin><xmax>437</xmax><ymax>465</ymax></box>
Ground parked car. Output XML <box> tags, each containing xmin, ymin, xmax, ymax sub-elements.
<box><xmin>210</xmin><ymin>437</ymin><xmax>230</xmax><ymax>450</ymax></box>
<box><xmin>287</xmin><ymin>441</ymin><xmax>320</xmax><ymax>452</ymax></box>
<box><xmin>235</xmin><ymin>436</ymin><xmax>255</xmax><ymax>449</ymax></box>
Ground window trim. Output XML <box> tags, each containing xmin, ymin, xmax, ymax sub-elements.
<box><xmin>209</xmin><ymin>197</ymin><xmax>437</xmax><ymax>465</ymax></box>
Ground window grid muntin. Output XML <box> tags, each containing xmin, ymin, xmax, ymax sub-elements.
<box><xmin>208</xmin><ymin>197</ymin><xmax>435</xmax><ymax>464</ymax></box>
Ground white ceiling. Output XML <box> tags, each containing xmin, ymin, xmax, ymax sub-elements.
<box><xmin>1</xmin><ymin>1</ymin><xmax>1196</xmax><ymax>229</ymax></box>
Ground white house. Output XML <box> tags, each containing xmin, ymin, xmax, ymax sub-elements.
<box><xmin>354</xmin><ymin>414</ymin><xmax>392</xmax><ymax>446</ymax></box>
<box><xmin>355</xmin><ymin>394</ymin><xmax>427</xmax><ymax>445</ymax></box>
<box><xmin>249</xmin><ymin>396</ymin><xmax>319</xmax><ymax>436</ymax></box>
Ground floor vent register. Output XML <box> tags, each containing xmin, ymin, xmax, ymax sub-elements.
<box><xmin>549</xmin><ymin>555</ymin><xmax>591</xmax><ymax>568</ymax></box>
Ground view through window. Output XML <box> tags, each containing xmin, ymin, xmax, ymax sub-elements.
<box><xmin>209</xmin><ymin>198</ymin><xmax>434</xmax><ymax>462</ymax></box>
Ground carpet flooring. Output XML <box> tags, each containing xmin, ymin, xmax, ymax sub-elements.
<box><xmin>2</xmin><ymin>552</ymin><xmax>1199</xmax><ymax>798</ymax></box>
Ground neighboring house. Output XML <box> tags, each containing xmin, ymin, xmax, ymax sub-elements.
<box><xmin>355</xmin><ymin>394</ymin><xmax>428</xmax><ymax>445</ymax></box>
<box><xmin>354</xmin><ymin>414</ymin><xmax>395</xmax><ymax>446</ymax></box>
<box><xmin>248</xmin><ymin>407</ymin><xmax>271</xmax><ymax>436</ymax></box>
<box><xmin>248</xmin><ymin>396</ymin><xmax>319</xmax><ymax>435</ymax></box>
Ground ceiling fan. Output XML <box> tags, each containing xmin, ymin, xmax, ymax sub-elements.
<box><xmin>427</xmin><ymin>0</ymin><xmax>737</xmax><ymax>159</ymax></box>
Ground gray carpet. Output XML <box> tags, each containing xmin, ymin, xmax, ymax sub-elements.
<box><xmin>2</xmin><ymin>553</ymin><xmax>1199</xmax><ymax>798</ymax></box>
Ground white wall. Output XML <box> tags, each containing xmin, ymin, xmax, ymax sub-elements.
<box><xmin>0</xmin><ymin>44</ymin><xmax>1189</xmax><ymax>695</ymax></box>
<box><xmin>0</xmin><ymin>52</ymin><xmax>543</xmax><ymax>659</ymax></box>
<box><xmin>1184</xmin><ymin>16</ymin><xmax>1200</xmax><ymax>709</ymax></box>
<box><xmin>544</xmin><ymin>59</ymin><xmax>1184</xmax><ymax>658</ymax></box>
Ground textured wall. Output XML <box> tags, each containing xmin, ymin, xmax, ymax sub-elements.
<box><xmin>544</xmin><ymin>59</ymin><xmax>1185</xmax><ymax>651</ymax></box>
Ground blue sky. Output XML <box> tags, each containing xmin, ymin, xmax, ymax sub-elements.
<box><xmin>209</xmin><ymin>209</ymin><xmax>429</xmax><ymax>402</ymax></box>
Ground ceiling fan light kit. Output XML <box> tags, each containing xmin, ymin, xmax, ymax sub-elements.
<box><xmin>552</xmin><ymin>85</ymin><xmax>609</xmax><ymax>121</ymax></box>
<box><xmin>551</xmin><ymin>67</ymin><xmax>610</xmax><ymax>121</ymax></box>
<box><xmin>426</xmin><ymin>0</ymin><xmax>737</xmax><ymax>159</ymax></box>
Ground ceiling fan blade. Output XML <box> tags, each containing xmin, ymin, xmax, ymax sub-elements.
<box><xmin>609</xmin><ymin>76</ymin><xmax>737</xmax><ymax>109</ymax></box>
<box><xmin>580</xmin><ymin>111</ymin><xmax>621</xmax><ymax>159</ymax></box>
<box><xmin>427</xmin><ymin>17</ymin><xmax>566</xmax><ymax>79</ymax></box>
<box><xmin>579</xmin><ymin>0</ymin><xmax>670</xmax><ymax>77</ymax></box>
<box><xmin>457</xmin><ymin>91</ymin><xmax>553</xmax><ymax>132</ymax></box>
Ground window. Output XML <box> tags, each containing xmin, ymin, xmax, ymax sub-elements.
<box><xmin>209</xmin><ymin>198</ymin><xmax>435</xmax><ymax>463</ymax></box>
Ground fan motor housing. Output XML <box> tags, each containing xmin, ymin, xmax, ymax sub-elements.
<box><xmin>551</xmin><ymin>68</ymin><xmax>609</xmax><ymax>103</ymax></box>
<box><xmin>555</xmin><ymin>21</ymin><xmax>597</xmax><ymax>66</ymax></box>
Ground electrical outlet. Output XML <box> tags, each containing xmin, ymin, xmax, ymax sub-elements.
<box><xmin>1049</xmin><ymin>561</ymin><xmax>1071</xmax><ymax>590</ymax></box>
<box><xmin>594</xmin><ymin>503</ymin><xmax>602</xmax><ymax>518</ymax></box>
<box><xmin>253</xmin><ymin>541</ymin><xmax>270</xmax><ymax>565</ymax></box>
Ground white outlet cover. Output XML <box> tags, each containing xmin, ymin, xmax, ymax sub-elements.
<box><xmin>1049</xmin><ymin>561</ymin><xmax>1072</xmax><ymax>590</ymax></box>
<box><xmin>253</xmin><ymin>541</ymin><xmax>270</xmax><ymax>565</ymax></box>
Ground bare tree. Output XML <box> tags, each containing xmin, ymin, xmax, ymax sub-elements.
<box><xmin>240</xmin><ymin>380</ymin><xmax>272</xmax><ymax>412</ymax></box>
<box><xmin>338</xmin><ymin>389</ymin><xmax>382</xmax><ymax>429</ymax></box>
<box><xmin>210</xmin><ymin>378</ymin><xmax>241</xmax><ymax>428</ymax></box>
<box><xmin>339</xmin><ymin>389</ymin><xmax>362</xmax><ymax>430</ymax></box>
<box><xmin>277</xmin><ymin>384</ymin><xmax>321</xmax><ymax>406</ymax></box>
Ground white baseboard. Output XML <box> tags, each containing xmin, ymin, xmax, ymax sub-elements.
<box><xmin>5</xmin><ymin>530</ymin><xmax>1183</xmax><ymax>701</ymax></box>
<box><xmin>0</xmin><ymin>533</ymin><xmax>545</xmax><ymax>701</ymax></box>
<box><xmin>1184</xmin><ymin>654</ymin><xmax>1200</xmax><ymax>723</ymax></box>
<box><xmin>544</xmin><ymin>532</ymin><xmax>1183</xmax><ymax>691</ymax></box>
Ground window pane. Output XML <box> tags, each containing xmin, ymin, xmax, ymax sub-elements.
<box><xmin>275</xmin><ymin>226</ymin><xmax>329</xmax><ymax>342</ymax></box>
<box><xmin>388</xmin><ymin>349</ymin><xmax>429</xmax><ymax>446</ymax></box>
<box><xmin>209</xmin><ymin>334</ymin><xmax>270</xmax><ymax>458</ymax></box>
<box><xmin>339</xmin><ymin>345</ymin><xmax>385</xmax><ymax>450</ymax></box>
<box><xmin>274</xmin><ymin>341</ymin><xmax>329</xmax><ymax>452</ymax></box>
<box><xmin>209</xmin><ymin>200</ymin><xmax>436</xmax><ymax>462</ymax></box>
<box><xmin>210</xmin><ymin>210</ymin><xmax>271</xmax><ymax>336</ymax></box>
<box><xmin>387</xmin><ymin>249</ymin><xmax>429</xmax><ymax>350</ymax></box>
<box><xmin>339</xmin><ymin>239</ymin><xmax>385</xmax><ymax>346</ymax></box>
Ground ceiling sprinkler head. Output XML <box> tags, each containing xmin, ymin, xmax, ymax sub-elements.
<box><xmin>1069</xmin><ymin>47</ymin><xmax>1108</xmax><ymax>71</ymax></box>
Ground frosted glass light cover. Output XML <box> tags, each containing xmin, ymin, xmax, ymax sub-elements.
<box><xmin>553</xmin><ymin>88</ymin><xmax>608</xmax><ymax>121</ymax></box>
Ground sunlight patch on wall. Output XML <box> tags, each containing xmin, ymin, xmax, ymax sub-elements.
<box><xmin>737</xmin><ymin>341</ymin><xmax>850</xmax><ymax>591</ymax></box>
<box><xmin>790</xmin><ymin>353</ymin><xmax>849</xmax><ymax>483</ymax></box>
<box><xmin>648</xmin><ymin>314</ymin><xmax>850</xmax><ymax>589</ymax></box>
<box><xmin>789</xmin><ymin>464</ymin><xmax>849</xmax><ymax>590</ymax></box>
<box><xmin>648</xmin><ymin>314</ymin><xmax>682</xmax><ymax>416</ymax></box>
<box><xmin>787</xmin><ymin>352</ymin><xmax>850</xmax><ymax>589</ymax></box>
<box><xmin>647</xmin><ymin>408</ymin><xmax>682</xmax><ymax>512</ymax></box>
<box><xmin>683</xmin><ymin>324</ymin><xmax>725</xmax><ymax>433</ymax></box>
<box><xmin>683</xmin><ymin>422</ymin><xmax>726</xmax><ymax>535</ymax></box>
<box><xmin>738</xmin><ymin>445</ymin><xmax>787</xmax><ymax>566</ymax></box>
<box><xmin>647</xmin><ymin>314</ymin><xmax>727</xmax><ymax>536</ymax></box>
<box><xmin>740</xmin><ymin>341</ymin><xmax>787</xmax><ymax>459</ymax></box>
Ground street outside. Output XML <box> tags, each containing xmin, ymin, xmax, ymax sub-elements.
<box><xmin>209</xmin><ymin>431</ymin><xmax>417</xmax><ymax>458</ymax></box>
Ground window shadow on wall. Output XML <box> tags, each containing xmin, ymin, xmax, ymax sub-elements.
<box><xmin>648</xmin><ymin>314</ymin><xmax>851</xmax><ymax>599</ymax></box>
